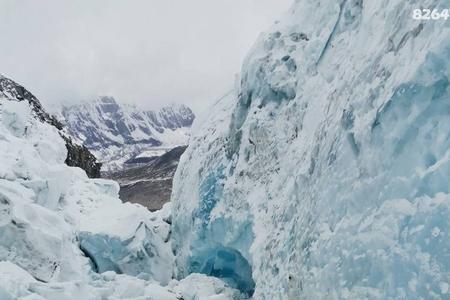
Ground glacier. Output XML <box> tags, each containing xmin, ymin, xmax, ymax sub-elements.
<box><xmin>171</xmin><ymin>0</ymin><xmax>450</xmax><ymax>299</ymax></box>
<box><xmin>3</xmin><ymin>0</ymin><xmax>450</xmax><ymax>299</ymax></box>
<box><xmin>0</xmin><ymin>96</ymin><xmax>242</xmax><ymax>299</ymax></box>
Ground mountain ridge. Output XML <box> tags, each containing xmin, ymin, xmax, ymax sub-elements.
<box><xmin>60</xmin><ymin>96</ymin><xmax>194</xmax><ymax>171</ymax></box>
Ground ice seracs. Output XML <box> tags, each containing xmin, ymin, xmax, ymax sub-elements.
<box><xmin>4</xmin><ymin>0</ymin><xmax>450</xmax><ymax>298</ymax></box>
<box><xmin>0</xmin><ymin>95</ymin><xmax>241</xmax><ymax>299</ymax></box>
<box><xmin>78</xmin><ymin>201</ymin><xmax>173</xmax><ymax>284</ymax></box>
<box><xmin>171</xmin><ymin>0</ymin><xmax>450</xmax><ymax>298</ymax></box>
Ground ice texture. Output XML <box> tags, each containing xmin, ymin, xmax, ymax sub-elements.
<box><xmin>0</xmin><ymin>261</ymin><xmax>242</xmax><ymax>300</ymax></box>
<box><xmin>172</xmin><ymin>0</ymin><xmax>450</xmax><ymax>298</ymax></box>
<box><xmin>0</xmin><ymin>99</ymin><xmax>241</xmax><ymax>299</ymax></box>
<box><xmin>79</xmin><ymin>202</ymin><xmax>173</xmax><ymax>284</ymax></box>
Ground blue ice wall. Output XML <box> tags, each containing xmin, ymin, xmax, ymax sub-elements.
<box><xmin>188</xmin><ymin>246</ymin><xmax>255</xmax><ymax>296</ymax></box>
<box><xmin>175</xmin><ymin>165</ymin><xmax>255</xmax><ymax>296</ymax></box>
<box><xmin>194</xmin><ymin>166</ymin><xmax>225</xmax><ymax>229</ymax></box>
<box><xmin>171</xmin><ymin>1</ymin><xmax>450</xmax><ymax>298</ymax></box>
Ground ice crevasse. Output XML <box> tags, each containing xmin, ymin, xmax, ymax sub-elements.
<box><xmin>171</xmin><ymin>0</ymin><xmax>450</xmax><ymax>299</ymax></box>
<box><xmin>0</xmin><ymin>96</ymin><xmax>243</xmax><ymax>298</ymax></box>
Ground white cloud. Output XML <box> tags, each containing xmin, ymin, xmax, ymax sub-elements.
<box><xmin>0</xmin><ymin>0</ymin><xmax>292</xmax><ymax>113</ymax></box>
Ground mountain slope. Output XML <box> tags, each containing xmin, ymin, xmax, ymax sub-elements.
<box><xmin>0</xmin><ymin>74</ymin><xmax>101</xmax><ymax>178</ymax></box>
<box><xmin>106</xmin><ymin>146</ymin><xmax>187</xmax><ymax>211</ymax></box>
<box><xmin>60</xmin><ymin>97</ymin><xmax>194</xmax><ymax>171</ymax></box>
<box><xmin>171</xmin><ymin>0</ymin><xmax>450</xmax><ymax>298</ymax></box>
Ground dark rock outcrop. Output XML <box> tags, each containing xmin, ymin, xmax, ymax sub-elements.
<box><xmin>0</xmin><ymin>74</ymin><xmax>101</xmax><ymax>178</ymax></box>
<box><xmin>63</xmin><ymin>136</ymin><xmax>102</xmax><ymax>178</ymax></box>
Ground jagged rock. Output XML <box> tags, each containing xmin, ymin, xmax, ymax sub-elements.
<box><xmin>63</xmin><ymin>137</ymin><xmax>102</xmax><ymax>179</ymax></box>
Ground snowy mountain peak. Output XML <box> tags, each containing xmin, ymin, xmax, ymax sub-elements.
<box><xmin>60</xmin><ymin>96</ymin><xmax>195</xmax><ymax>171</ymax></box>
<box><xmin>97</xmin><ymin>95</ymin><xmax>116</xmax><ymax>104</ymax></box>
<box><xmin>158</xmin><ymin>103</ymin><xmax>196</xmax><ymax>129</ymax></box>
<box><xmin>61</xmin><ymin>96</ymin><xmax>194</xmax><ymax>149</ymax></box>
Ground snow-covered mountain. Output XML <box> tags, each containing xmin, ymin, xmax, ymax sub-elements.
<box><xmin>171</xmin><ymin>0</ymin><xmax>450</xmax><ymax>299</ymax></box>
<box><xmin>60</xmin><ymin>96</ymin><xmax>195</xmax><ymax>171</ymax></box>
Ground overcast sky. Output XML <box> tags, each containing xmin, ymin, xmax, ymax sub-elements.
<box><xmin>0</xmin><ymin>0</ymin><xmax>291</xmax><ymax>113</ymax></box>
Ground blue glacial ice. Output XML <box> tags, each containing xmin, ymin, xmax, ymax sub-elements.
<box><xmin>0</xmin><ymin>95</ymin><xmax>241</xmax><ymax>299</ymax></box>
<box><xmin>171</xmin><ymin>0</ymin><xmax>450</xmax><ymax>298</ymax></box>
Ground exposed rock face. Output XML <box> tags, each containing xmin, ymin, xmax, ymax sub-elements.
<box><xmin>105</xmin><ymin>146</ymin><xmax>187</xmax><ymax>211</ymax></box>
<box><xmin>0</xmin><ymin>74</ymin><xmax>101</xmax><ymax>178</ymax></box>
<box><xmin>60</xmin><ymin>97</ymin><xmax>194</xmax><ymax>171</ymax></box>
<box><xmin>63</xmin><ymin>137</ymin><xmax>102</xmax><ymax>178</ymax></box>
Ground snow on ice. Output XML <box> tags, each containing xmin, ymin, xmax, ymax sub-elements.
<box><xmin>0</xmin><ymin>99</ymin><xmax>242</xmax><ymax>299</ymax></box>
<box><xmin>171</xmin><ymin>0</ymin><xmax>450</xmax><ymax>299</ymax></box>
<box><xmin>3</xmin><ymin>0</ymin><xmax>450</xmax><ymax>299</ymax></box>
